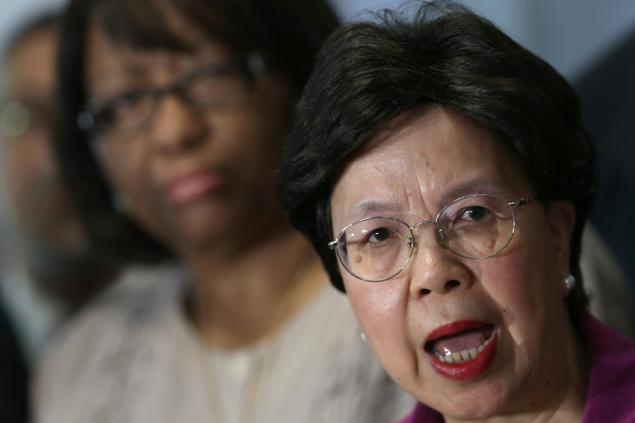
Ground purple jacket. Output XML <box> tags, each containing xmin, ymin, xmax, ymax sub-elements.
<box><xmin>399</xmin><ymin>313</ymin><xmax>635</xmax><ymax>423</ymax></box>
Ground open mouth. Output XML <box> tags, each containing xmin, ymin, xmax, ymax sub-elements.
<box><xmin>424</xmin><ymin>321</ymin><xmax>497</xmax><ymax>381</ymax></box>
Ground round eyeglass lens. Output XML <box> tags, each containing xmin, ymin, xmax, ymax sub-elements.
<box><xmin>436</xmin><ymin>194</ymin><xmax>515</xmax><ymax>259</ymax></box>
<box><xmin>94</xmin><ymin>92</ymin><xmax>155</xmax><ymax>135</ymax></box>
<box><xmin>336</xmin><ymin>217</ymin><xmax>413</xmax><ymax>282</ymax></box>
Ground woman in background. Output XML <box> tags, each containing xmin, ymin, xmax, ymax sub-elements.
<box><xmin>35</xmin><ymin>0</ymin><xmax>413</xmax><ymax>422</ymax></box>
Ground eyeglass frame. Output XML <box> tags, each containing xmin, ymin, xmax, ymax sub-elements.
<box><xmin>76</xmin><ymin>52</ymin><xmax>267</xmax><ymax>138</ymax></box>
<box><xmin>328</xmin><ymin>194</ymin><xmax>536</xmax><ymax>282</ymax></box>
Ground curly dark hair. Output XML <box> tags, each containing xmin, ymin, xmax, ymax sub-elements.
<box><xmin>277</xmin><ymin>1</ymin><xmax>595</xmax><ymax>321</ymax></box>
<box><xmin>55</xmin><ymin>0</ymin><xmax>340</xmax><ymax>264</ymax></box>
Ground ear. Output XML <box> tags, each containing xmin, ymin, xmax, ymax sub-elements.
<box><xmin>545</xmin><ymin>201</ymin><xmax>576</xmax><ymax>274</ymax></box>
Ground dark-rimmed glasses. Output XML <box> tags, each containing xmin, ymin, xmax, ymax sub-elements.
<box><xmin>77</xmin><ymin>53</ymin><xmax>266</xmax><ymax>139</ymax></box>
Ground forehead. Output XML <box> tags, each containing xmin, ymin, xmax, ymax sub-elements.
<box><xmin>6</xmin><ymin>28</ymin><xmax>56</xmax><ymax>90</ymax></box>
<box><xmin>84</xmin><ymin>22</ymin><xmax>231</xmax><ymax>94</ymax></box>
<box><xmin>85</xmin><ymin>0</ymin><xmax>232</xmax><ymax>76</ymax></box>
<box><xmin>331</xmin><ymin>106</ymin><xmax>531</xmax><ymax>222</ymax></box>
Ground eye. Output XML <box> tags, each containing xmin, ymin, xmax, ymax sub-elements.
<box><xmin>367</xmin><ymin>227</ymin><xmax>392</xmax><ymax>243</ymax></box>
<box><xmin>458</xmin><ymin>206</ymin><xmax>492</xmax><ymax>222</ymax></box>
<box><xmin>343</xmin><ymin>218</ymin><xmax>406</xmax><ymax>250</ymax></box>
<box><xmin>89</xmin><ymin>90</ymin><xmax>154</xmax><ymax>133</ymax></box>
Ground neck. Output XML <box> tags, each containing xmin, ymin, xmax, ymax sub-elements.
<box><xmin>183</xmin><ymin>227</ymin><xmax>324</xmax><ymax>349</ymax></box>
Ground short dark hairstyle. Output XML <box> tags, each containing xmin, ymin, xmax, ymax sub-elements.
<box><xmin>277</xmin><ymin>1</ymin><xmax>595</xmax><ymax>320</ymax></box>
<box><xmin>55</xmin><ymin>0</ymin><xmax>340</xmax><ymax>264</ymax></box>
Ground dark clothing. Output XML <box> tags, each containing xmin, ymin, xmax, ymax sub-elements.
<box><xmin>0</xmin><ymin>298</ymin><xmax>29</xmax><ymax>423</ymax></box>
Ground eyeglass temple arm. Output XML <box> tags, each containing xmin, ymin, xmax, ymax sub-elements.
<box><xmin>508</xmin><ymin>196</ymin><xmax>536</xmax><ymax>208</ymax></box>
<box><xmin>328</xmin><ymin>240</ymin><xmax>337</xmax><ymax>250</ymax></box>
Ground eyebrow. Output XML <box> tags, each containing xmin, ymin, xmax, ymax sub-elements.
<box><xmin>346</xmin><ymin>200</ymin><xmax>402</xmax><ymax>221</ymax></box>
<box><xmin>340</xmin><ymin>178</ymin><xmax>512</xmax><ymax>229</ymax></box>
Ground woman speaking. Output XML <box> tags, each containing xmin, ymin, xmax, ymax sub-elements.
<box><xmin>278</xmin><ymin>2</ymin><xmax>635</xmax><ymax>421</ymax></box>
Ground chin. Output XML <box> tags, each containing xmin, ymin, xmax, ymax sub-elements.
<box><xmin>413</xmin><ymin>366</ymin><xmax>515</xmax><ymax>420</ymax></box>
<box><xmin>182</xmin><ymin>225</ymin><xmax>230</xmax><ymax>249</ymax></box>
<box><xmin>429</xmin><ymin>392</ymin><xmax>509</xmax><ymax>421</ymax></box>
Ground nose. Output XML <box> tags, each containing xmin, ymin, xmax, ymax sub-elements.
<box><xmin>407</xmin><ymin>225</ymin><xmax>473</xmax><ymax>299</ymax></box>
<box><xmin>148</xmin><ymin>94</ymin><xmax>208</xmax><ymax>155</ymax></box>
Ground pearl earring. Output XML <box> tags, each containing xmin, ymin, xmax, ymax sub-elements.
<box><xmin>360</xmin><ymin>331</ymin><xmax>367</xmax><ymax>343</ymax></box>
<box><xmin>563</xmin><ymin>274</ymin><xmax>576</xmax><ymax>291</ymax></box>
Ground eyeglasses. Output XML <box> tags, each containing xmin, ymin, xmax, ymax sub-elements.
<box><xmin>328</xmin><ymin>194</ymin><xmax>535</xmax><ymax>282</ymax></box>
<box><xmin>77</xmin><ymin>53</ymin><xmax>266</xmax><ymax>139</ymax></box>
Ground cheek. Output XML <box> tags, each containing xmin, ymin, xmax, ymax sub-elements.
<box><xmin>93</xmin><ymin>142</ymin><xmax>168</xmax><ymax>234</ymax></box>
<box><xmin>221</xmin><ymin>115</ymin><xmax>280</xmax><ymax>175</ymax></box>
<box><xmin>344</xmin><ymin>276</ymin><xmax>415</xmax><ymax>369</ymax></box>
<box><xmin>482</xmin><ymin>241</ymin><xmax>562</xmax><ymax>348</ymax></box>
<box><xmin>346</xmin><ymin>280</ymin><xmax>404</xmax><ymax>330</ymax></box>
<box><xmin>94</xmin><ymin>142</ymin><xmax>149</xmax><ymax>198</ymax></box>
<box><xmin>229</xmin><ymin>101</ymin><xmax>286</xmax><ymax>158</ymax></box>
<box><xmin>212</xmin><ymin>111</ymin><xmax>285</xmax><ymax>210</ymax></box>
<box><xmin>5</xmin><ymin>138</ymin><xmax>51</xmax><ymax>182</ymax></box>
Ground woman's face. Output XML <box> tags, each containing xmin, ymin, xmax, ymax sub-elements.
<box><xmin>1</xmin><ymin>28</ymin><xmax>87</xmax><ymax>251</ymax></box>
<box><xmin>330</xmin><ymin>107</ymin><xmax>576</xmax><ymax>419</ymax></box>
<box><xmin>84</xmin><ymin>22</ymin><xmax>294</xmax><ymax>255</ymax></box>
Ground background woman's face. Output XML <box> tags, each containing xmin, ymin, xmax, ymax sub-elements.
<box><xmin>1</xmin><ymin>28</ymin><xmax>87</xmax><ymax>251</ymax></box>
<box><xmin>84</xmin><ymin>23</ymin><xmax>294</xmax><ymax>255</ymax></box>
<box><xmin>330</xmin><ymin>107</ymin><xmax>576</xmax><ymax>419</ymax></box>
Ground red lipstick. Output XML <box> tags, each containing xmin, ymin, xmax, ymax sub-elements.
<box><xmin>425</xmin><ymin>320</ymin><xmax>497</xmax><ymax>382</ymax></box>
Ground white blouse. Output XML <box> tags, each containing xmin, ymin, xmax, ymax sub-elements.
<box><xmin>35</xmin><ymin>263</ymin><xmax>414</xmax><ymax>423</ymax></box>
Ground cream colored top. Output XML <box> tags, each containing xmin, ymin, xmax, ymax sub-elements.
<box><xmin>35</xmin><ymin>264</ymin><xmax>414</xmax><ymax>423</ymax></box>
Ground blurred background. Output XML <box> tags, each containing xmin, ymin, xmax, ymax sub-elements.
<box><xmin>3</xmin><ymin>0</ymin><xmax>635</xmax><ymax>79</ymax></box>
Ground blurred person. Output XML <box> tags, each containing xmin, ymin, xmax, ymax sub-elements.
<box><xmin>0</xmin><ymin>10</ymin><xmax>122</xmax><ymax>364</ymax></box>
<box><xmin>580</xmin><ymin>225</ymin><xmax>635</xmax><ymax>339</ymax></box>
<box><xmin>35</xmin><ymin>1</ymin><xmax>413</xmax><ymax>422</ymax></box>
<box><xmin>277</xmin><ymin>2</ymin><xmax>635</xmax><ymax>421</ymax></box>
<box><xmin>0</xmin><ymin>11</ymin><xmax>116</xmax><ymax>423</ymax></box>
<box><xmin>576</xmin><ymin>27</ymin><xmax>635</xmax><ymax>296</ymax></box>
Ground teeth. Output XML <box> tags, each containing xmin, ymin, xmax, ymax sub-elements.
<box><xmin>434</xmin><ymin>335</ymin><xmax>493</xmax><ymax>364</ymax></box>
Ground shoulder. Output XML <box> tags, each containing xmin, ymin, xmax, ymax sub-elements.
<box><xmin>34</xmin><ymin>263</ymin><xmax>186</xmax><ymax>422</ymax></box>
<box><xmin>45</xmin><ymin>263</ymin><xmax>184</xmax><ymax>349</ymax></box>
<box><xmin>583</xmin><ymin>313</ymin><xmax>635</xmax><ymax>422</ymax></box>
<box><xmin>290</xmin><ymin>282</ymin><xmax>415</xmax><ymax>422</ymax></box>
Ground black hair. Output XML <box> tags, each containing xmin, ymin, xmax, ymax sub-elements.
<box><xmin>55</xmin><ymin>0</ymin><xmax>340</xmax><ymax>264</ymax></box>
<box><xmin>277</xmin><ymin>1</ymin><xmax>595</xmax><ymax>321</ymax></box>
